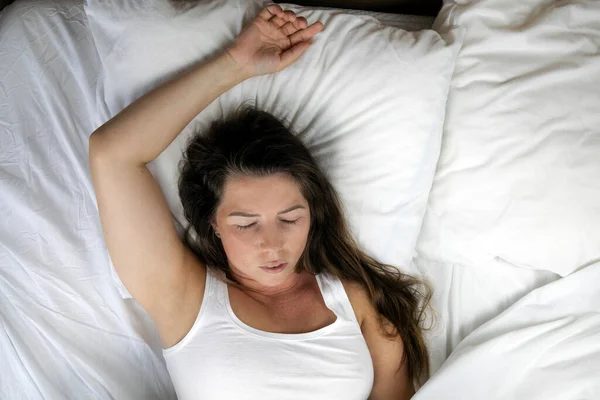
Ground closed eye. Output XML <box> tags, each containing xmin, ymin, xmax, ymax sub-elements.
<box><xmin>236</xmin><ymin>219</ymin><xmax>299</xmax><ymax>231</ymax></box>
<box><xmin>236</xmin><ymin>222</ymin><xmax>257</xmax><ymax>231</ymax></box>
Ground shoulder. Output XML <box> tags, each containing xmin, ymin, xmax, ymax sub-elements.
<box><xmin>339</xmin><ymin>276</ymin><xmax>413</xmax><ymax>398</ymax></box>
<box><xmin>339</xmin><ymin>276</ymin><xmax>396</xmax><ymax>336</ymax></box>
<box><xmin>155</xmin><ymin>247</ymin><xmax>207</xmax><ymax>348</ymax></box>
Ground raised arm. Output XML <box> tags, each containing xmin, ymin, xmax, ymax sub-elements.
<box><xmin>89</xmin><ymin>5</ymin><xmax>323</xmax><ymax>347</ymax></box>
<box><xmin>90</xmin><ymin>52</ymin><xmax>246</xmax><ymax>165</ymax></box>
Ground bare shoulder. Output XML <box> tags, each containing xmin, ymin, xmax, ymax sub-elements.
<box><xmin>339</xmin><ymin>276</ymin><xmax>396</xmax><ymax>335</ymax></box>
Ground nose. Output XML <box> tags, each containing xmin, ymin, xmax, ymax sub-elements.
<box><xmin>257</xmin><ymin>224</ymin><xmax>284</xmax><ymax>252</ymax></box>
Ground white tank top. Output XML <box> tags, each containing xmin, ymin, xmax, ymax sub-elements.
<box><xmin>163</xmin><ymin>267</ymin><xmax>374</xmax><ymax>400</ymax></box>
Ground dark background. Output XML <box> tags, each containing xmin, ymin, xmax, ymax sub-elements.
<box><xmin>1</xmin><ymin>0</ymin><xmax>442</xmax><ymax>16</ymax></box>
<box><xmin>274</xmin><ymin>0</ymin><xmax>441</xmax><ymax>16</ymax></box>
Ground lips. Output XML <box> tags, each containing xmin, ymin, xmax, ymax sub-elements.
<box><xmin>260</xmin><ymin>262</ymin><xmax>288</xmax><ymax>274</ymax></box>
<box><xmin>261</xmin><ymin>260</ymin><xmax>285</xmax><ymax>268</ymax></box>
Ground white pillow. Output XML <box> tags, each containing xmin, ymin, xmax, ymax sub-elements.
<box><xmin>417</xmin><ymin>0</ymin><xmax>600</xmax><ymax>276</ymax></box>
<box><xmin>85</xmin><ymin>0</ymin><xmax>457</xmax><ymax>269</ymax></box>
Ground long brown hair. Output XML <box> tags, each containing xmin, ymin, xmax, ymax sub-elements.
<box><xmin>178</xmin><ymin>106</ymin><xmax>432</xmax><ymax>385</ymax></box>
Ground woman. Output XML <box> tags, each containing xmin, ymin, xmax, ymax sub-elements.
<box><xmin>89</xmin><ymin>4</ymin><xmax>431</xmax><ymax>399</ymax></box>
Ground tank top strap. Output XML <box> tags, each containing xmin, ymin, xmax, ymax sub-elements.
<box><xmin>205</xmin><ymin>266</ymin><xmax>216</xmax><ymax>290</ymax></box>
<box><xmin>197</xmin><ymin>265</ymin><xmax>219</xmax><ymax>317</ymax></box>
<box><xmin>316</xmin><ymin>272</ymin><xmax>361</xmax><ymax>328</ymax></box>
<box><xmin>205</xmin><ymin>266</ymin><xmax>227</xmax><ymax>304</ymax></box>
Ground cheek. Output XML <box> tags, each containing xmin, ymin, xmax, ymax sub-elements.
<box><xmin>294</xmin><ymin>224</ymin><xmax>310</xmax><ymax>251</ymax></box>
<box><xmin>222</xmin><ymin>225</ymin><xmax>310</xmax><ymax>259</ymax></box>
<box><xmin>282</xmin><ymin>224</ymin><xmax>311</xmax><ymax>261</ymax></box>
<box><xmin>221</xmin><ymin>234</ymin><xmax>254</xmax><ymax>264</ymax></box>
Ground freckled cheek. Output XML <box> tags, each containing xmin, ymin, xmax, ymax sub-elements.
<box><xmin>221</xmin><ymin>233</ymin><xmax>255</xmax><ymax>256</ymax></box>
<box><xmin>224</xmin><ymin>227</ymin><xmax>309</xmax><ymax>255</ymax></box>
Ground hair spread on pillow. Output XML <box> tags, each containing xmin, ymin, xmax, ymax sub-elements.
<box><xmin>178</xmin><ymin>105</ymin><xmax>433</xmax><ymax>385</ymax></box>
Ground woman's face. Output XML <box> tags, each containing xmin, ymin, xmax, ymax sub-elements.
<box><xmin>212</xmin><ymin>173</ymin><xmax>311</xmax><ymax>293</ymax></box>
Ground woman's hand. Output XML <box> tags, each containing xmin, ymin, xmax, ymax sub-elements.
<box><xmin>227</xmin><ymin>4</ymin><xmax>324</xmax><ymax>78</ymax></box>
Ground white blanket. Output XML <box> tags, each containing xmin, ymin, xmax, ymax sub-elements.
<box><xmin>415</xmin><ymin>258</ymin><xmax>558</xmax><ymax>373</ymax></box>
<box><xmin>414</xmin><ymin>261</ymin><xmax>600</xmax><ymax>399</ymax></box>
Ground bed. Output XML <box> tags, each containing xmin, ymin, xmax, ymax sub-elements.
<box><xmin>1</xmin><ymin>0</ymin><xmax>599</xmax><ymax>399</ymax></box>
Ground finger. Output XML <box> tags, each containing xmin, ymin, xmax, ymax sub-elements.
<box><xmin>280</xmin><ymin>21</ymin><xmax>298</xmax><ymax>37</ymax></box>
<box><xmin>294</xmin><ymin>16</ymin><xmax>308</xmax><ymax>30</ymax></box>
<box><xmin>269</xmin><ymin>15</ymin><xmax>286</xmax><ymax>28</ymax></box>
<box><xmin>280</xmin><ymin>41</ymin><xmax>311</xmax><ymax>69</ymax></box>
<box><xmin>282</xmin><ymin>10</ymin><xmax>297</xmax><ymax>22</ymax></box>
<box><xmin>270</xmin><ymin>11</ymin><xmax>302</xmax><ymax>29</ymax></box>
<box><xmin>258</xmin><ymin>4</ymin><xmax>283</xmax><ymax>21</ymax></box>
<box><xmin>289</xmin><ymin>21</ymin><xmax>324</xmax><ymax>46</ymax></box>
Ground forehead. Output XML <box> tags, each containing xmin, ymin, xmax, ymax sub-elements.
<box><xmin>219</xmin><ymin>173</ymin><xmax>307</xmax><ymax>211</ymax></box>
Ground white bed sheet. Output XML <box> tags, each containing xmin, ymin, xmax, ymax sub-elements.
<box><xmin>0</xmin><ymin>1</ymin><xmax>579</xmax><ymax>399</ymax></box>
<box><xmin>0</xmin><ymin>1</ymin><xmax>174</xmax><ymax>398</ymax></box>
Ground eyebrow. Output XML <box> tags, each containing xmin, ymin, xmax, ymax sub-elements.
<box><xmin>228</xmin><ymin>205</ymin><xmax>306</xmax><ymax>218</ymax></box>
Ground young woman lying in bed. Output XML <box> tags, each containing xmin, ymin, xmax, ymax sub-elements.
<box><xmin>89</xmin><ymin>5</ymin><xmax>430</xmax><ymax>399</ymax></box>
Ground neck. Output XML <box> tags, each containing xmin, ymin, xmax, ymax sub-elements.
<box><xmin>231</xmin><ymin>268</ymin><xmax>309</xmax><ymax>302</ymax></box>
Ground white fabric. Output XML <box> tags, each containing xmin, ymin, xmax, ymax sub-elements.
<box><xmin>0</xmin><ymin>1</ymin><xmax>175</xmax><ymax>398</ymax></box>
<box><xmin>413</xmin><ymin>261</ymin><xmax>600</xmax><ymax>399</ymax></box>
<box><xmin>84</xmin><ymin>0</ymin><xmax>459</xmax><ymax>273</ymax></box>
<box><xmin>0</xmin><ymin>2</ymin><xmax>438</xmax><ymax>399</ymax></box>
<box><xmin>414</xmin><ymin>257</ymin><xmax>559</xmax><ymax>373</ymax></box>
<box><xmin>163</xmin><ymin>268</ymin><xmax>373</xmax><ymax>399</ymax></box>
<box><xmin>4</xmin><ymin>0</ymin><xmax>595</xmax><ymax>399</ymax></box>
<box><xmin>416</xmin><ymin>0</ymin><xmax>600</xmax><ymax>276</ymax></box>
